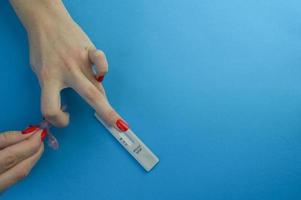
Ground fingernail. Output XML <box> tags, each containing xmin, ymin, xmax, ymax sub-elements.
<box><xmin>41</xmin><ymin>129</ymin><xmax>47</xmax><ymax>141</ymax></box>
<box><xmin>22</xmin><ymin>125</ymin><xmax>39</xmax><ymax>134</ymax></box>
<box><xmin>96</xmin><ymin>75</ymin><xmax>104</xmax><ymax>82</ymax></box>
<box><xmin>116</xmin><ymin>119</ymin><xmax>129</xmax><ymax>132</ymax></box>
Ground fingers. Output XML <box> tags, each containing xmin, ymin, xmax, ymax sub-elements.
<box><xmin>88</xmin><ymin>47</ymin><xmax>108</xmax><ymax>82</ymax></box>
<box><xmin>41</xmin><ymin>81</ymin><xmax>69</xmax><ymax>127</ymax></box>
<box><xmin>0</xmin><ymin>129</ymin><xmax>37</xmax><ymax>150</ymax></box>
<box><xmin>81</xmin><ymin>62</ymin><xmax>107</xmax><ymax>95</ymax></box>
<box><xmin>70</xmin><ymin>72</ymin><xmax>128</xmax><ymax>131</ymax></box>
<box><xmin>0</xmin><ymin>130</ymin><xmax>43</xmax><ymax>174</ymax></box>
<box><xmin>0</xmin><ymin>144</ymin><xmax>44</xmax><ymax>193</ymax></box>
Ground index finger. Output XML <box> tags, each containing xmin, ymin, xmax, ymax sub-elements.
<box><xmin>0</xmin><ymin>128</ymin><xmax>37</xmax><ymax>150</ymax></box>
<box><xmin>70</xmin><ymin>72</ymin><xmax>129</xmax><ymax>132</ymax></box>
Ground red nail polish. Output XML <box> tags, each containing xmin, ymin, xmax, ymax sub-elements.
<box><xmin>22</xmin><ymin>126</ymin><xmax>39</xmax><ymax>134</ymax></box>
<box><xmin>116</xmin><ymin>119</ymin><xmax>129</xmax><ymax>132</ymax></box>
<box><xmin>96</xmin><ymin>75</ymin><xmax>104</xmax><ymax>82</ymax></box>
<box><xmin>41</xmin><ymin>129</ymin><xmax>47</xmax><ymax>141</ymax></box>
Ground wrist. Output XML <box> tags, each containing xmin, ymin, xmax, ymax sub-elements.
<box><xmin>10</xmin><ymin>0</ymin><xmax>73</xmax><ymax>34</ymax></box>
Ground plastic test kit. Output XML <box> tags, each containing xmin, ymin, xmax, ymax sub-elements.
<box><xmin>95</xmin><ymin>113</ymin><xmax>159</xmax><ymax>172</ymax></box>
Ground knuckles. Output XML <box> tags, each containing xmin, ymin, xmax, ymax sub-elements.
<box><xmin>2</xmin><ymin>152</ymin><xmax>18</xmax><ymax>171</ymax></box>
<box><xmin>42</xmin><ymin>109</ymin><xmax>61</xmax><ymax>120</ymax></box>
<box><xmin>94</xmin><ymin>50</ymin><xmax>109</xmax><ymax>71</ymax></box>
<box><xmin>61</xmin><ymin>57</ymin><xmax>79</xmax><ymax>74</ymax></box>
<box><xmin>78</xmin><ymin>48</ymin><xmax>90</xmax><ymax>61</ymax></box>
<box><xmin>0</xmin><ymin>136</ymin><xmax>41</xmax><ymax>172</ymax></box>
<box><xmin>83</xmin><ymin>86</ymin><xmax>99</xmax><ymax>105</ymax></box>
<box><xmin>35</xmin><ymin>47</ymin><xmax>92</xmax><ymax>80</ymax></box>
<box><xmin>104</xmin><ymin>109</ymin><xmax>118</xmax><ymax>125</ymax></box>
<box><xmin>33</xmin><ymin>47</ymin><xmax>110</xmax><ymax>83</ymax></box>
<box><xmin>0</xmin><ymin>133</ymin><xmax>11</xmax><ymax>143</ymax></box>
<box><xmin>94</xmin><ymin>50</ymin><xmax>106</xmax><ymax>60</ymax></box>
<box><xmin>42</xmin><ymin>109</ymin><xmax>69</xmax><ymax>127</ymax></box>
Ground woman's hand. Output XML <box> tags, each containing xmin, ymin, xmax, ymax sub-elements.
<box><xmin>0</xmin><ymin>127</ymin><xmax>45</xmax><ymax>192</ymax></box>
<box><xmin>9</xmin><ymin>0</ymin><xmax>129</xmax><ymax>131</ymax></box>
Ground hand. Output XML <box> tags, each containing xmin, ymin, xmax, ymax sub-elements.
<box><xmin>10</xmin><ymin>0</ymin><xmax>129</xmax><ymax>131</ymax></box>
<box><xmin>0</xmin><ymin>127</ymin><xmax>44</xmax><ymax>192</ymax></box>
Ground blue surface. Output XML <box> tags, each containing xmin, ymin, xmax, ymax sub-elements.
<box><xmin>0</xmin><ymin>0</ymin><xmax>301</xmax><ymax>199</ymax></box>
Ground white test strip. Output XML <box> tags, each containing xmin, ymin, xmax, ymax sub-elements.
<box><xmin>95</xmin><ymin>113</ymin><xmax>159</xmax><ymax>172</ymax></box>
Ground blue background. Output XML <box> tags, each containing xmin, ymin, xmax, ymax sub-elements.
<box><xmin>0</xmin><ymin>0</ymin><xmax>301</xmax><ymax>199</ymax></box>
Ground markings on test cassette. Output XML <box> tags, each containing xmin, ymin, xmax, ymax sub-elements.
<box><xmin>133</xmin><ymin>144</ymin><xmax>142</xmax><ymax>154</ymax></box>
<box><xmin>95</xmin><ymin>113</ymin><xmax>159</xmax><ymax>172</ymax></box>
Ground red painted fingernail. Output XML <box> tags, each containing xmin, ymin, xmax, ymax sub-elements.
<box><xmin>96</xmin><ymin>75</ymin><xmax>104</xmax><ymax>82</ymax></box>
<box><xmin>22</xmin><ymin>125</ymin><xmax>39</xmax><ymax>134</ymax></box>
<box><xmin>41</xmin><ymin>129</ymin><xmax>47</xmax><ymax>141</ymax></box>
<box><xmin>116</xmin><ymin>119</ymin><xmax>129</xmax><ymax>132</ymax></box>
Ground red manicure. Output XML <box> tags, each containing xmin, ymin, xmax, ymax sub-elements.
<box><xmin>96</xmin><ymin>75</ymin><xmax>104</xmax><ymax>82</ymax></box>
<box><xmin>41</xmin><ymin>129</ymin><xmax>47</xmax><ymax>141</ymax></box>
<box><xmin>116</xmin><ymin>119</ymin><xmax>129</xmax><ymax>132</ymax></box>
<box><xmin>22</xmin><ymin>125</ymin><xmax>39</xmax><ymax>134</ymax></box>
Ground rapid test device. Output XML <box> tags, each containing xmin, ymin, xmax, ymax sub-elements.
<box><xmin>95</xmin><ymin>113</ymin><xmax>159</xmax><ymax>172</ymax></box>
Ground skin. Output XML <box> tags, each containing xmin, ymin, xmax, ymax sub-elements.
<box><xmin>10</xmin><ymin>0</ymin><xmax>124</xmax><ymax>128</ymax></box>
<box><xmin>0</xmin><ymin>0</ymin><xmax>126</xmax><ymax>191</ymax></box>
<box><xmin>0</xmin><ymin>130</ymin><xmax>44</xmax><ymax>192</ymax></box>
